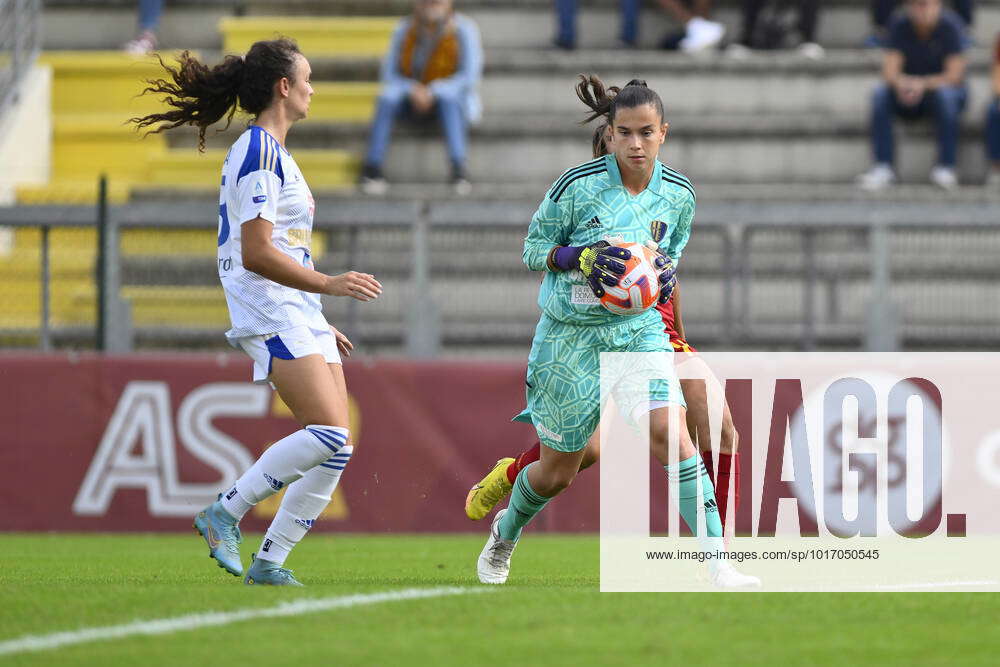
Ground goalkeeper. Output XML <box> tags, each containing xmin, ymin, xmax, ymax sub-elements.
<box><xmin>477</xmin><ymin>75</ymin><xmax>756</xmax><ymax>589</ymax></box>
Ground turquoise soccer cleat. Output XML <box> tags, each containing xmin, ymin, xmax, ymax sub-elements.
<box><xmin>244</xmin><ymin>552</ymin><xmax>304</xmax><ymax>587</ymax></box>
<box><xmin>193</xmin><ymin>495</ymin><xmax>244</xmax><ymax>577</ymax></box>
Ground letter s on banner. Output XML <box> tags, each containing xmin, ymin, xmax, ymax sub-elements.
<box><xmin>176</xmin><ymin>383</ymin><xmax>262</xmax><ymax>489</ymax></box>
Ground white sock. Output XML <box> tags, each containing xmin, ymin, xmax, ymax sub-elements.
<box><xmin>704</xmin><ymin>536</ymin><xmax>729</xmax><ymax>575</ymax></box>
<box><xmin>220</xmin><ymin>425</ymin><xmax>349</xmax><ymax>521</ymax></box>
<box><xmin>259</xmin><ymin>446</ymin><xmax>354</xmax><ymax>565</ymax></box>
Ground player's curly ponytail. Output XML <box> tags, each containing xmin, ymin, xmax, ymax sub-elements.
<box><xmin>130</xmin><ymin>38</ymin><xmax>301</xmax><ymax>151</ymax></box>
<box><xmin>575</xmin><ymin>74</ymin><xmax>665</xmax><ymax>158</ymax></box>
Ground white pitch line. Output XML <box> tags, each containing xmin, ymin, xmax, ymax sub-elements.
<box><xmin>0</xmin><ymin>586</ymin><xmax>487</xmax><ymax>657</ymax></box>
<box><xmin>871</xmin><ymin>580</ymin><xmax>999</xmax><ymax>590</ymax></box>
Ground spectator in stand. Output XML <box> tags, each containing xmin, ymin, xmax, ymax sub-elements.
<box><xmin>123</xmin><ymin>0</ymin><xmax>164</xmax><ymax>55</ymax></box>
<box><xmin>857</xmin><ymin>0</ymin><xmax>967</xmax><ymax>191</ymax></box>
<box><xmin>867</xmin><ymin>0</ymin><xmax>973</xmax><ymax>47</ymax></box>
<box><xmin>556</xmin><ymin>0</ymin><xmax>725</xmax><ymax>53</ymax></box>
<box><xmin>986</xmin><ymin>33</ymin><xmax>1000</xmax><ymax>187</ymax></box>
<box><xmin>360</xmin><ymin>0</ymin><xmax>482</xmax><ymax>196</ymax></box>
<box><xmin>724</xmin><ymin>0</ymin><xmax>824</xmax><ymax>60</ymax></box>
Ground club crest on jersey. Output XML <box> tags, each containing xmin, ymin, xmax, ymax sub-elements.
<box><xmin>650</xmin><ymin>220</ymin><xmax>668</xmax><ymax>243</ymax></box>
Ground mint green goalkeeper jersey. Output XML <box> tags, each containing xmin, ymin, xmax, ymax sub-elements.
<box><xmin>523</xmin><ymin>153</ymin><xmax>696</xmax><ymax>326</ymax></box>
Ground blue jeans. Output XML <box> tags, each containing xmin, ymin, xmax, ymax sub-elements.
<box><xmin>870</xmin><ymin>83</ymin><xmax>967</xmax><ymax>167</ymax></box>
<box><xmin>555</xmin><ymin>0</ymin><xmax>641</xmax><ymax>46</ymax></box>
<box><xmin>364</xmin><ymin>85</ymin><xmax>468</xmax><ymax>169</ymax></box>
<box><xmin>986</xmin><ymin>98</ymin><xmax>1000</xmax><ymax>163</ymax></box>
<box><xmin>138</xmin><ymin>0</ymin><xmax>163</xmax><ymax>31</ymax></box>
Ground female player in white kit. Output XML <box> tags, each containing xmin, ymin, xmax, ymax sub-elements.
<box><xmin>132</xmin><ymin>38</ymin><xmax>382</xmax><ymax>586</ymax></box>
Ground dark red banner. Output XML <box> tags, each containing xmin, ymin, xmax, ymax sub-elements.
<box><xmin>0</xmin><ymin>354</ymin><xmax>600</xmax><ymax>533</ymax></box>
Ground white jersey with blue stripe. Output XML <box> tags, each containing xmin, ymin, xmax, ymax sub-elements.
<box><xmin>217</xmin><ymin>125</ymin><xmax>326</xmax><ymax>339</ymax></box>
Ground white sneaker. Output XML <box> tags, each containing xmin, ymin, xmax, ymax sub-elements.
<box><xmin>856</xmin><ymin>163</ymin><xmax>896</xmax><ymax>191</ymax></box>
<box><xmin>930</xmin><ymin>165</ymin><xmax>958</xmax><ymax>190</ymax></box>
<box><xmin>477</xmin><ymin>508</ymin><xmax>518</xmax><ymax>584</ymax></box>
<box><xmin>709</xmin><ymin>561</ymin><xmax>761</xmax><ymax>589</ymax></box>
<box><xmin>679</xmin><ymin>18</ymin><xmax>725</xmax><ymax>53</ymax></box>
<box><xmin>359</xmin><ymin>176</ymin><xmax>388</xmax><ymax>196</ymax></box>
<box><xmin>797</xmin><ymin>42</ymin><xmax>826</xmax><ymax>60</ymax></box>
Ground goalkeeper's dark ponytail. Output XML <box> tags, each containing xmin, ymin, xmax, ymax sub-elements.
<box><xmin>575</xmin><ymin>75</ymin><xmax>665</xmax><ymax>158</ymax></box>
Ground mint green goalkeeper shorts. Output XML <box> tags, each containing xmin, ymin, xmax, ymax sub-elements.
<box><xmin>513</xmin><ymin>312</ymin><xmax>685</xmax><ymax>452</ymax></box>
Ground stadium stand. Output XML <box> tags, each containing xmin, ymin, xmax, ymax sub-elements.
<box><xmin>1</xmin><ymin>0</ymin><xmax>998</xmax><ymax>354</ymax></box>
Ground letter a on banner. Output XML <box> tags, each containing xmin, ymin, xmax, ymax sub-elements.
<box><xmin>73</xmin><ymin>382</ymin><xmax>176</xmax><ymax>516</ymax></box>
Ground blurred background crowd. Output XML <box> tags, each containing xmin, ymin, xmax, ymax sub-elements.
<box><xmin>0</xmin><ymin>0</ymin><xmax>998</xmax><ymax>358</ymax></box>
<box><xmin>117</xmin><ymin>0</ymin><xmax>1000</xmax><ymax>192</ymax></box>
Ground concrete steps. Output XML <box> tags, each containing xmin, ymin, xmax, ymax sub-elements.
<box><xmin>165</xmin><ymin>110</ymin><xmax>994</xmax><ymax>185</ymax></box>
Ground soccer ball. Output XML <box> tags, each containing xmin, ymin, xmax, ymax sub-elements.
<box><xmin>599</xmin><ymin>242</ymin><xmax>661</xmax><ymax>316</ymax></box>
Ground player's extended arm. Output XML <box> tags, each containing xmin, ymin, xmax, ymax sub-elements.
<box><xmin>240</xmin><ymin>217</ymin><xmax>382</xmax><ymax>301</ymax></box>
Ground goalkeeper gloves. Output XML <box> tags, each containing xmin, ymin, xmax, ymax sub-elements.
<box><xmin>647</xmin><ymin>220</ymin><xmax>676</xmax><ymax>304</ymax></box>
<box><xmin>550</xmin><ymin>241</ymin><xmax>631</xmax><ymax>298</ymax></box>
<box><xmin>654</xmin><ymin>254</ymin><xmax>677</xmax><ymax>304</ymax></box>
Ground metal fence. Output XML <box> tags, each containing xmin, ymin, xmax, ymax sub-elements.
<box><xmin>1</xmin><ymin>197</ymin><xmax>999</xmax><ymax>355</ymax></box>
<box><xmin>0</xmin><ymin>0</ymin><xmax>41</xmax><ymax>118</ymax></box>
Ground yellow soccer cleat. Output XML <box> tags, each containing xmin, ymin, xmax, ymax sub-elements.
<box><xmin>465</xmin><ymin>457</ymin><xmax>515</xmax><ymax>520</ymax></box>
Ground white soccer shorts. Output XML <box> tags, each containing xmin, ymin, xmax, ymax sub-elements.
<box><xmin>235</xmin><ymin>324</ymin><xmax>342</xmax><ymax>384</ymax></box>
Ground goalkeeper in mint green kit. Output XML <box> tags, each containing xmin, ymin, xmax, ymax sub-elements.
<box><xmin>477</xmin><ymin>75</ymin><xmax>759</xmax><ymax>588</ymax></box>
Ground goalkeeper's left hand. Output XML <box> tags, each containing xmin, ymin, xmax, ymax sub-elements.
<box><xmin>654</xmin><ymin>254</ymin><xmax>677</xmax><ymax>304</ymax></box>
<box><xmin>647</xmin><ymin>220</ymin><xmax>677</xmax><ymax>304</ymax></box>
<box><xmin>644</xmin><ymin>238</ymin><xmax>677</xmax><ymax>304</ymax></box>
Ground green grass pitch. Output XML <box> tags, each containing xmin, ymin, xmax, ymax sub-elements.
<box><xmin>2</xmin><ymin>533</ymin><xmax>998</xmax><ymax>665</ymax></box>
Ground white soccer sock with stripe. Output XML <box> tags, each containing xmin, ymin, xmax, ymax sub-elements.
<box><xmin>258</xmin><ymin>446</ymin><xmax>353</xmax><ymax>565</ymax></box>
<box><xmin>220</xmin><ymin>425</ymin><xmax>350</xmax><ymax>521</ymax></box>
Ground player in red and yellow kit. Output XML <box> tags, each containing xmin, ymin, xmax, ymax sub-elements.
<box><xmin>465</xmin><ymin>280</ymin><xmax>743</xmax><ymax>534</ymax></box>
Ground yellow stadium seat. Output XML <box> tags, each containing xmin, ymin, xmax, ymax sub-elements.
<box><xmin>15</xmin><ymin>181</ymin><xmax>132</xmax><ymax>205</ymax></box>
<box><xmin>122</xmin><ymin>286</ymin><xmax>230</xmax><ymax>327</ymax></box>
<box><xmin>38</xmin><ymin>51</ymin><xmax>193</xmax><ymax>117</ymax></box>
<box><xmin>308</xmin><ymin>82</ymin><xmax>378</xmax><ymax>122</ymax></box>
<box><xmin>25</xmin><ymin>50</ymin><xmax>368</xmax><ymax>205</ymax></box>
<box><xmin>147</xmin><ymin>149</ymin><xmax>358</xmax><ymax>189</ymax></box>
<box><xmin>21</xmin><ymin>52</ymin><xmax>191</xmax><ymax>205</ymax></box>
<box><xmin>219</xmin><ymin>17</ymin><xmax>397</xmax><ymax>57</ymax></box>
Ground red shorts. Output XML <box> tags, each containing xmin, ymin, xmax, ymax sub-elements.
<box><xmin>670</xmin><ymin>336</ymin><xmax>697</xmax><ymax>354</ymax></box>
<box><xmin>656</xmin><ymin>297</ymin><xmax>697</xmax><ymax>355</ymax></box>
